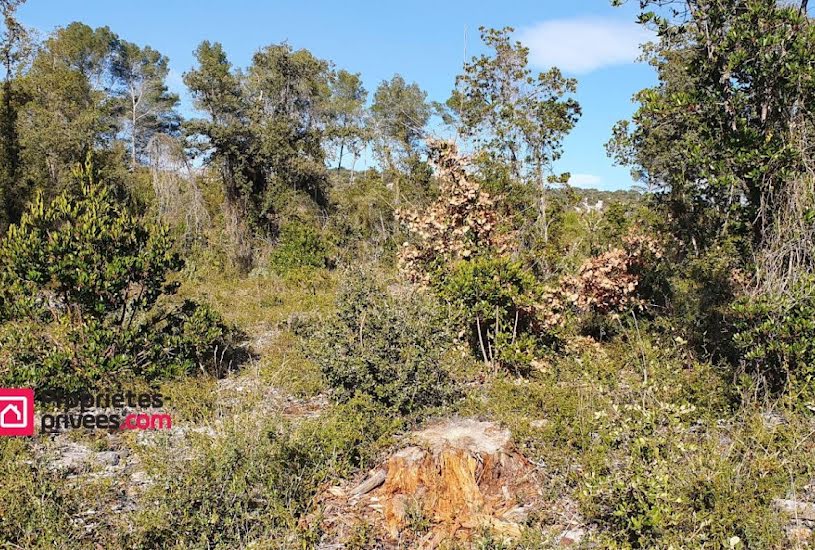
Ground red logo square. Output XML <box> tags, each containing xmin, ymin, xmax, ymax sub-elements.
<box><xmin>0</xmin><ymin>388</ymin><xmax>34</xmax><ymax>436</ymax></box>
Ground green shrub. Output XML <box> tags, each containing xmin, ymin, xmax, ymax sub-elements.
<box><xmin>584</xmin><ymin>413</ymin><xmax>794</xmax><ymax>549</ymax></box>
<box><xmin>0</xmin><ymin>181</ymin><xmax>243</xmax><ymax>392</ymax></box>
<box><xmin>129</xmin><ymin>395</ymin><xmax>398</xmax><ymax>548</ymax></box>
<box><xmin>271</xmin><ymin>395</ymin><xmax>400</xmax><ymax>513</ymax></box>
<box><xmin>0</xmin><ymin>436</ymin><xmax>132</xmax><ymax>548</ymax></box>
<box><xmin>667</xmin><ymin>241</ymin><xmax>742</xmax><ymax>361</ymax></box>
<box><xmin>269</xmin><ymin>221</ymin><xmax>330</xmax><ymax>273</ymax></box>
<box><xmin>0</xmin><ymin>439</ymin><xmax>80</xmax><ymax>547</ymax></box>
<box><xmin>134</xmin><ymin>300</ymin><xmax>247</xmax><ymax>379</ymax></box>
<box><xmin>438</xmin><ymin>256</ymin><xmax>559</xmax><ymax>374</ymax></box>
<box><xmin>328</xmin><ymin>169</ymin><xmax>397</xmax><ymax>257</ymax></box>
<box><xmin>733</xmin><ymin>276</ymin><xmax>815</xmax><ymax>399</ymax></box>
<box><xmin>303</xmin><ymin>269</ymin><xmax>455</xmax><ymax>415</ymax></box>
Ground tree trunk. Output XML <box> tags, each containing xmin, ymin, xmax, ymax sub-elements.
<box><xmin>337</xmin><ymin>140</ymin><xmax>344</xmax><ymax>172</ymax></box>
<box><xmin>384</xmin><ymin>146</ymin><xmax>399</xmax><ymax>205</ymax></box>
<box><xmin>350</xmin><ymin>152</ymin><xmax>358</xmax><ymax>184</ymax></box>
<box><xmin>131</xmin><ymin>95</ymin><xmax>137</xmax><ymax>170</ymax></box>
<box><xmin>538</xmin><ymin>160</ymin><xmax>548</xmax><ymax>245</ymax></box>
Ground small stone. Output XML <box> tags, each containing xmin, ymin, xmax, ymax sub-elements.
<box><xmin>775</xmin><ymin>498</ymin><xmax>815</xmax><ymax>522</ymax></box>
<box><xmin>130</xmin><ymin>471</ymin><xmax>153</xmax><ymax>487</ymax></box>
<box><xmin>95</xmin><ymin>451</ymin><xmax>120</xmax><ymax>467</ymax></box>
<box><xmin>49</xmin><ymin>442</ymin><xmax>92</xmax><ymax>473</ymax></box>
<box><xmin>559</xmin><ymin>528</ymin><xmax>585</xmax><ymax>547</ymax></box>
<box><xmin>788</xmin><ymin>526</ymin><xmax>812</xmax><ymax>545</ymax></box>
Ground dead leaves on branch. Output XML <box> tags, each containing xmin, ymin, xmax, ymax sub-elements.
<box><xmin>562</xmin><ymin>232</ymin><xmax>663</xmax><ymax>316</ymax></box>
<box><xmin>398</xmin><ymin>138</ymin><xmax>663</xmax><ymax>329</ymax></box>
<box><xmin>397</xmin><ymin>139</ymin><xmax>512</xmax><ymax>283</ymax></box>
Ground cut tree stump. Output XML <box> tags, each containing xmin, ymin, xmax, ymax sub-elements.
<box><xmin>315</xmin><ymin>418</ymin><xmax>545</xmax><ymax>548</ymax></box>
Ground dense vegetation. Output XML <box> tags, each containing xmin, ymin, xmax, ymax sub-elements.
<box><xmin>1</xmin><ymin>1</ymin><xmax>815</xmax><ymax>548</ymax></box>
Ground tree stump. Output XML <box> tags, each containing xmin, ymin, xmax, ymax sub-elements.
<box><xmin>381</xmin><ymin>419</ymin><xmax>538</xmax><ymax>544</ymax></box>
<box><xmin>317</xmin><ymin>418</ymin><xmax>543</xmax><ymax>548</ymax></box>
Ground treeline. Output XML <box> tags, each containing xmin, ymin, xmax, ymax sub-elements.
<box><xmin>1</xmin><ymin>0</ymin><xmax>815</xmax><ymax>402</ymax></box>
<box><xmin>0</xmin><ymin>0</ymin><xmax>593</xmax><ymax>393</ymax></box>
<box><xmin>608</xmin><ymin>0</ymin><xmax>815</xmax><ymax>397</ymax></box>
<box><xmin>0</xmin><ymin>0</ymin><xmax>590</xmax><ymax>272</ymax></box>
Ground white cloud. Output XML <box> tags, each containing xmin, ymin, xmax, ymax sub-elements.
<box><xmin>517</xmin><ymin>18</ymin><xmax>653</xmax><ymax>74</ymax></box>
<box><xmin>568</xmin><ymin>173</ymin><xmax>602</xmax><ymax>187</ymax></box>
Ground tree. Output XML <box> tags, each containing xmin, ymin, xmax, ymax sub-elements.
<box><xmin>245</xmin><ymin>42</ymin><xmax>332</xmax><ymax>210</ymax></box>
<box><xmin>184</xmin><ymin>41</ymin><xmax>335</xmax><ymax>269</ymax></box>
<box><xmin>184</xmin><ymin>40</ymin><xmax>256</xmax><ymax>268</ymax></box>
<box><xmin>18</xmin><ymin>22</ymin><xmax>120</xmax><ymax>192</ymax></box>
<box><xmin>112</xmin><ymin>41</ymin><xmax>179</xmax><ymax>168</ymax></box>
<box><xmin>449</xmin><ymin>27</ymin><xmax>580</xmax><ymax>180</ymax></box>
<box><xmin>0</xmin><ymin>0</ymin><xmax>27</xmax><ymax>231</ymax></box>
<box><xmin>371</xmin><ymin>75</ymin><xmax>429</xmax><ymax>168</ymax></box>
<box><xmin>398</xmin><ymin>139</ymin><xmax>510</xmax><ymax>283</ymax></box>
<box><xmin>608</xmin><ymin>0</ymin><xmax>815</xmax><ymax>258</ymax></box>
<box><xmin>447</xmin><ymin>26</ymin><xmax>580</xmax><ymax>251</ymax></box>
<box><xmin>326</xmin><ymin>69</ymin><xmax>368</xmax><ymax>172</ymax></box>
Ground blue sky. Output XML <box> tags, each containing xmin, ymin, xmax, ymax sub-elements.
<box><xmin>18</xmin><ymin>0</ymin><xmax>656</xmax><ymax>191</ymax></box>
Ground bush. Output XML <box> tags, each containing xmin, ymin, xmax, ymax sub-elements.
<box><xmin>733</xmin><ymin>275</ymin><xmax>815</xmax><ymax>399</ymax></box>
<box><xmin>269</xmin><ymin>221</ymin><xmax>330</xmax><ymax>273</ymax></box>
<box><xmin>129</xmin><ymin>395</ymin><xmax>398</xmax><ymax>548</ymax></box>
<box><xmin>668</xmin><ymin>241</ymin><xmax>743</xmax><ymax>361</ymax></box>
<box><xmin>439</xmin><ymin>256</ymin><xmax>562</xmax><ymax>373</ymax></box>
<box><xmin>0</xmin><ymin>439</ymin><xmax>87</xmax><ymax>547</ymax></box>
<box><xmin>584</xmin><ymin>412</ymin><xmax>794</xmax><ymax>549</ymax></box>
<box><xmin>328</xmin><ymin>169</ymin><xmax>397</xmax><ymax>258</ymax></box>
<box><xmin>134</xmin><ymin>300</ymin><xmax>246</xmax><ymax>379</ymax></box>
<box><xmin>397</xmin><ymin>140</ymin><xmax>511</xmax><ymax>284</ymax></box>
<box><xmin>0</xmin><ymin>180</ymin><xmax>242</xmax><ymax>392</ymax></box>
<box><xmin>562</xmin><ymin>230</ymin><xmax>664</xmax><ymax>316</ymax></box>
<box><xmin>303</xmin><ymin>269</ymin><xmax>455</xmax><ymax>415</ymax></box>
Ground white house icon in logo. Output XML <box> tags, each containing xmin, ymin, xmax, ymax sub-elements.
<box><xmin>0</xmin><ymin>397</ymin><xmax>28</xmax><ymax>429</ymax></box>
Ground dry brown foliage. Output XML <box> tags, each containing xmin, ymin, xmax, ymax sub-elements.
<box><xmin>397</xmin><ymin>140</ymin><xmax>662</xmax><ymax>330</ymax></box>
<box><xmin>533</xmin><ymin>284</ymin><xmax>570</xmax><ymax>330</ymax></box>
<box><xmin>561</xmin><ymin>230</ymin><xmax>662</xmax><ymax>315</ymax></box>
<box><xmin>397</xmin><ymin>139</ymin><xmax>513</xmax><ymax>283</ymax></box>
